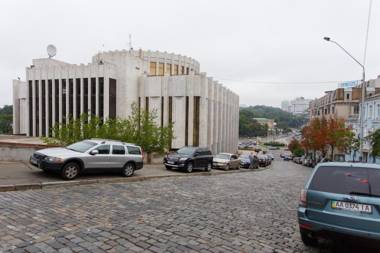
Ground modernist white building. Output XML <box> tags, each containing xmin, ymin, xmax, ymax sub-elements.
<box><xmin>281</xmin><ymin>97</ymin><xmax>311</xmax><ymax>115</ymax></box>
<box><xmin>12</xmin><ymin>49</ymin><xmax>239</xmax><ymax>153</ymax></box>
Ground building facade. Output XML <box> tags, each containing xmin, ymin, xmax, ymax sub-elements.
<box><xmin>12</xmin><ymin>49</ymin><xmax>239</xmax><ymax>154</ymax></box>
<box><xmin>281</xmin><ymin>97</ymin><xmax>311</xmax><ymax>115</ymax></box>
<box><xmin>309</xmin><ymin>87</ymin><xmax>360</xmax><ymax>120</ymax></box>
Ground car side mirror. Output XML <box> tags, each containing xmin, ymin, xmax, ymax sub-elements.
<box><xmin>90</xmin><ymin>149</ymin><xmax>99</xmax><ymax>155</ymax></box>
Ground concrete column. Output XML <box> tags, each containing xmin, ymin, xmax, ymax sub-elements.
<box><xmin>66</xmin><ymin>78</ymin><xmax>69</xmax><ymax>123</ymax></box>
<box><xmin>88</xmin><ymin>77</ymin><xmax>92</xmax><ymax>116</ymax></box>
<box><xmin>59</xmin><ymin>79</ymin><xmax>62</xmax><ymax>124</ymax></box>
<box><xmin>12</xmin><ymin>81</ymin><xmax>20</xmax><ymax>135</ymax></box>
<box><xmin>188</xmin><ymin>95</ymin><xmax>194</xmax><ymax>146</ymax></box>
<box><xmin>45</xmin><ymin>79</ymin><xmax>49</xmax><ymax>136</ymax></box>
<box><xmin>73</xmin><ymin>78</ymin><xmax>77</xmax><ymax>120</ymax></box>
<box><xmin>38</xmin><ymin>79</ymin><xmax>42</xmax><ymax>136</ymax></box>
<box><xmin>95</xmin><ymin>76</ymin><xmax>99</xmax><ymax>116</ymax></box>
<box><xmin>104</xmin><ymin>76</ymin><xmax>109</xmax><ymax>119</ymax></box>
<box><xmin>80</xmin><ymin>78</ymin><xmax>84</xmax><ymax>116</ymax></box>
<box><xmin>32</xmin><ymin>80</ymin><xmax>36</xmax><ymax>136</ymax></box>
<box><xmin>52</xmin><ymin>79</ymin><xmax>56</xmax><ymax>128</ymax></box>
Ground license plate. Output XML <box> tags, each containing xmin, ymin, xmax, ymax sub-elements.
<box><xmin>332</xmin><ymin>200</ymin><xmax>372</xmax><ymax>214</ymax></box>
<box><xmin>168</xmin><ymin>161</ymin><xmax>174</xmax><ymax>164</ymax></box>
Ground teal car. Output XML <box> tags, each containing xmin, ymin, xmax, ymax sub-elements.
<box><xmin>298</xmin><ymin>162</ymin><xmax>380</xmax><ymax>247</ymax></box>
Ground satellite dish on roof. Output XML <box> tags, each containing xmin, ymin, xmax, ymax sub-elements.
<box><xmin>47</xmin><ymin>44</ymin><xmax>57</xmax><ymax>58</ymax></box>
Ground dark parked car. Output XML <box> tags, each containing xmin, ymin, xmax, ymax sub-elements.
<box><xmin>239</xmin><ymin>154</ymin><xmax>259</xmax><ymax>169</ymax></box>
<box><xmin>257</xmin><ymin>154</ymin><xmax>269</xmax><ymax>167</ymax></box>
<box><xmin>163</xmin><ymin>147</ymin><xmax>213</xmax><ymax>173</ymax></box>
<box><xmin>298</xmin><ymin>163</ymin><xmax>380</xmax><ymax>248</ymax></box>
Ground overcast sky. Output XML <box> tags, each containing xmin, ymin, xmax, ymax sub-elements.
<box><xmin>1</xmin><ymin>0</ymin><xmax>379</xmax><ymax>108</ymax></box>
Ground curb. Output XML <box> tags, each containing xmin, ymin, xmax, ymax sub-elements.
<box><xmin>0</xmin><ymin>164</ymin><xmax>273</xmax><ymax>193</ymax></box>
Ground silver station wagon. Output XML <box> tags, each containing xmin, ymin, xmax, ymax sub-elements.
<box><xmin>30</xmin><ymin>139</ymin><xmax>143</xmax><ymax>180</ymax></box>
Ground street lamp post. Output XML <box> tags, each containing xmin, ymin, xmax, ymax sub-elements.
<box><xmin>323</xmin><ymin>37</ymin><xmax>366</xmax><ymax>161</ymax></box>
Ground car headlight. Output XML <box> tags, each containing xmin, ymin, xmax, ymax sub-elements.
<box><xmin>179</xmin><ymin>157</ymin><xmax>188</xmax><ymax>163</ymax></box>
<box><xmin>44</xmin><ymin>156</ymin><xmax>64</xmax><ymax>163</ymax></box>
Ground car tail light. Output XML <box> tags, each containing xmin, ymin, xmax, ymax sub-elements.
<box><xmin>300</xmin><ymin>189</ymin><xmax>307</xmax><ymax>207</ymax></box>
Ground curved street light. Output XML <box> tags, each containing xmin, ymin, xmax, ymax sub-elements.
<box><xmin>323</xmin><ymin>36</ymin><xmax>366</xmax><ymax>161</ymax></box>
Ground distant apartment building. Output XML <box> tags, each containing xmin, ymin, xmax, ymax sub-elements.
<box><xmin>281</xmin><ymin>97</ymin><xmax>311</xmax><ymax>115</ymax></box>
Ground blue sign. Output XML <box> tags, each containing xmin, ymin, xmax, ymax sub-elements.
<box><xmin>338</xmin><ymin>80</ymin><xmax>360</xmax><ymax>89</ymax></box>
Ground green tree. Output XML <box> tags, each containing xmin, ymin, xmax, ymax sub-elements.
<box><xmin>370</xmin><ymin>129</ymin><xmax>380</xmax><ymax>162</ymax></box>
<box><xmin>0</xmin><ymin>105</ymin><xmax>13</xmax><ymax>134</ymax></box>
<box><xmin>43</xmin><ymin>103</ymin><xmax>174</xmax><ymax>163</ymax></box>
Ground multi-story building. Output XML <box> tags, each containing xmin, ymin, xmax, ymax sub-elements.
<box><xmin>12</xmin><ymin>49</ymin><xmax>239</xmax><ymax>154</ymax></box>
<box><xmin>309</xmin><ymin>87</ymin><xmax>360</xmax><ymax>120</ymax></box>
<box><xmin>346</xmin><ymin>76</ymin><xmax>380</xmax><ymax>162</ymax></box>
<box><xmin>281</xmin><ymin>97</ymin><xmax>311</xmax><ymax>115</ymax></box>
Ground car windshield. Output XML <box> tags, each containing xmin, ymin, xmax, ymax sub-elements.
<box><xmin>240</xmin><ymin>154</ymin><xmax>250</xmax><ymax>159</ymax></box>
<box><xmin>177</xmin><ymin>147</ymin><xmax>196</xmax><ymax>155</ymax></box>
<box><xmin>309</xmin><ymin>166</ymin><xmax>380</xmax><ymax>196</ymax></box>
<box><xmin>215</xmin><ymin>154</ymin><xmax>230</xmax><ymax>159</ymax></box>
<box><xmin>66</xmin><ymin>140</ymin><xmax>97</xmax><ymax>153</ymax></box>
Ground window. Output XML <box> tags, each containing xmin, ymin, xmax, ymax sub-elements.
<box><xmin>158</xmin><ymin>63</ymin><xmax>164</xmax><ymax>76</ymax></box>
<box><xmin>95</xmin><ymin>145</ymin><xmax>110</xmax><ymax>154</ymax></box>
<box><xmin>76</xmin><ymin>78</ymin><xmax>81</xmax><ymax>118</ymax></box>
<box><xmin>377</xmin><ymin>104</ymin><xmax>380</xmax><ymax>118</ymax></box>
<box><xmin>181</xmin><ymin>66</ymin><xmax>185</xmax><ymax>75</ymax></box>
<box><xmin>185</xmin><ymin>96</ymin><xmax>189</xmax><ymax>146</ymax></box>
<box><xmin>149</xmin><ymin>62</ymin><xmax>157</xmax><ymax>76</ymax></box>
<box><xmin>127</xmin><ymin>146</ymin><xmax>141</xmax><ymax>155</ymax></box>
<box><xmin>166</xmin><ymin>64</ymin><xmax>172</xmax><ymax>75</ymax></box>
<box><xmin>109</xmin><ymin>78</ymin><xmax>117</xmax><ymax>119</ymax></box>
<box><xmin>173</xmin><ymin>64</ymin><xmax>179</xmax><ymax>75</ymax></box>
<box><xmin>69</xmin><ymin>79</ymin><xmax>73</xmax><ymax>117</ymax></box>
<box><xmin>83</xmin><ymin>78</ymin><xmax>88</xmax><ymax>115</ymax></box>
<box><xmin>67</xmin><ymin>141</ymin><xmax>97</xmax><ymax>153</ymax></box>
<box><xmin>91</xmin><ymin>78</ymin><xmax>96</xmax><ymax>116</ymax></box>
<box><xmin>186</xmin><ymin>67</ymin><xmax>189</xmax><ymax>75</ymax></box>
<box><xmin>309</xmin><ymin>166</ymin><xmax>369</xmax><ymax>194</ymax></box>
<box><xmin>41</xmin><ymin>80</ymin><xmax>46</xmax><ymax>136</ymax></box>
<box><xmin>346</xmin><ymin>93</ymin><xmax>350</xmax><ymax>100</ymax></box>
<box><xmin>54</xmin><ymin>80</ymin><xmax>59</xmax><ymax>124</ymax></box>
<box><xmin>193</xmin><ymin>96</ymin><xmax>200</xmax><ymax>146</ymax></box>
<box><xmin>62</xmin><ymin>79</ymin><xmax>66</xmax><ymax>124</ymax></box>
<box><xmin>99</xmin><ymin>77</ymin><xmax>104</xmax><ymax>120</ymax></box>
<box><xmin>112</xmin><ymin>145</ymin><xmax>125</xmax><ymax>155</ymax></box>
<box><xmin>369</xmin><ymin>105</ymin><xmax>373</xmax><ymax>119</ymax></box>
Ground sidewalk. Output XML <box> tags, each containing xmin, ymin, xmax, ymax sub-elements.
<box><xmin>0</xmin><ymin>161</ymin><xmax>268</xmax><ymax>192</ymax></box>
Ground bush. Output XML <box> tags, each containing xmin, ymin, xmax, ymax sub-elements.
<box><xmin>263</xmin><ymin>141</ymin><xmax>285</xmax><ymax>147</ymax></box>
<box><xmin>292</xmin><ymin>147</ymin><xmax>305</xmax><ymax>157</ymax></box>
<box><xmin>42</xmin><ymin>103</ymin><xmax>174</xmax><ymax>163</ymax></box>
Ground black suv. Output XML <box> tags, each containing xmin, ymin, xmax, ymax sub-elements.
<box><xmin>163</xmin><ymin>147</ymin><xmax>213</xmax><ymax>173</ymax></box>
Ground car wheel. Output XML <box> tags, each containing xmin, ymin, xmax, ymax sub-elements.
<box><xmin>225</xmin><ymin>164</ymin><xmax>230</xmax><ymax>171</ymax></box>
<box><xmin>61</xmin><ymin>162</ymin><xmax>80</xmax><ymax>180</ymax></box>
<box><xmin>123</xmin><ymin>162</ymin><xmax>135</xmax><ymax>177</ymax></box>
<box><xmin>165</xmin><ymin>165</ymin><xmax>171</xmax><ymax>170</ymax></box>
<box><xmin>205</xmin><ymin>162</ymin><xmax>212</xmax><ymax>172</ymax></box>
<box><xmin>186</xmin><ymin>162</ymin><xmax>193</xmax><ymax>173</ymax></box>
<box><xmin>300</xmin><ymin>230</ymin><xmax>318</xmax><ymax>247</ymax></box>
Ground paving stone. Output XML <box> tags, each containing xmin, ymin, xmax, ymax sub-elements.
<box><xmin>0</xmin><ymin>160</ymin><xmax>369</xmax><ymax>252</ymax></box>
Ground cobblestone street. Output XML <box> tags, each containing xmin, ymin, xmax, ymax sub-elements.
<box><xmin>0</xmin><ymin>160</ymin><xmax>370</xmax><ymax>253</ymax></box>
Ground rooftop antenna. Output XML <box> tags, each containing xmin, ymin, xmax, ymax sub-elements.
<box><xmin>129</xmin><ymin>34</ymin><xmax>133</xmax><ymax>51</ymax></box>
<box><xmin>47</xmin><ymin>44</ymin><xmax>57</xmax><ymax>58</ymax></box>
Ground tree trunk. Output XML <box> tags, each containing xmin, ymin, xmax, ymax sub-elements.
<box><xmin>331</xmin><ymin>145</ymin><xmax>334</xmax><ymax>161</ymax></box>
<box><xmin>147</xmin><ymin>152</ymin><xmax>152</xmax><ymax>164</ymax></box>
<box><xmin>353</xmin><ymin>150</ymin><xmax>356</xmax><ymax>162</ymax></box>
